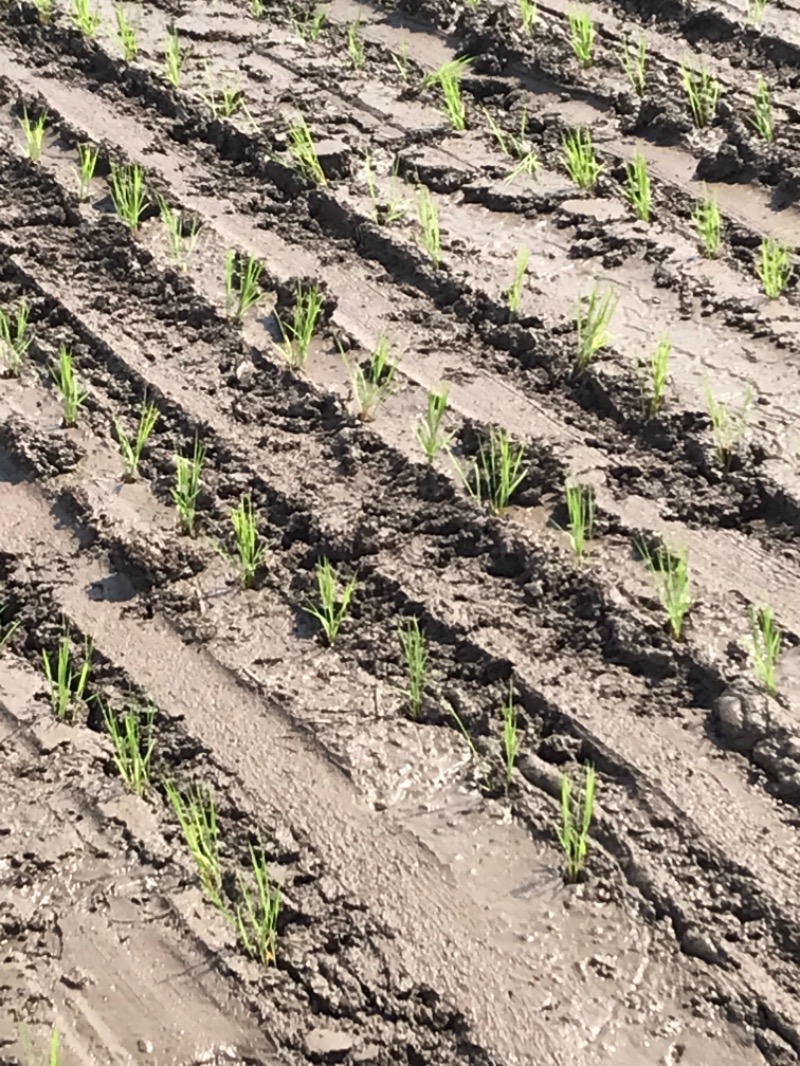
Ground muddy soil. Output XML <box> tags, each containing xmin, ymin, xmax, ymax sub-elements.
<box><xmin>0</xmin><ymin>0</ymin><xmax>799</xmax><ymax>1063</ymax></box>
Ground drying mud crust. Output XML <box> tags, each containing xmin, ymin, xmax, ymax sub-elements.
<box><xmin>0</xmin><ymin>0</ymin><xmax>799</xmax><ymax>1063</ymax></box>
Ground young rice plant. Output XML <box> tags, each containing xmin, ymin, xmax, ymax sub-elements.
<box><xmin>234</xmin><ymin>843</ymin><xmax>282</xmax><ymax>964</ymax></box>
<box><xmin>693</xmin><ymin>187</ymin><xmax>722</xmax><ymax>258</ymax></box>
<box><xmin>306</xmin><ymin>558</ymin><xmax>357</xmax><ymax>645</ymax></box>
<box><xmin>507</xmin><ymin>247</ymin><xmax>529</xmax><ymax>318</ymax></box>
<box><xmin>346</xmin><ymin>21</ymin><xmax>365</xmax><ymax>71</ymax></box>
<box><xmin>706</xmin><ymin>385</ymin><xmax>752</xmax><ymax>470</ymax></box>
<box><xmin>19</xmin><ymin>109</ymin><xmax>47</xmax><ymax>163</ymax></box>
<box><xmin>562</xmin><ymin>128</ymin><xmax>602</xmax><ymax>190</ymax></box>
<box><xmin>519</xmin><ymin>0</ymin><xmax>537</xmax><ymax>33</ymax></box>
<box><xmin>294</xmin><ymin>6</ymin><xmax>326</xmax><ymax>41</ymax></box>
<box><xmin>278</xmin><ymin>283</ymin><xmax>323</xmax><ymax>369</ymax></box>
<box><xmin>417</xmin><ymin>186</ymin><xmax>442</xmax><ymax>268</ymax></box>
<box><xmin>109</xmin><ymin>161</ymin><xmax>148</xmax><ymax>230</ymax></box>
<box><xmin>621</xmin><ymin>36</ymin><xmax>647</xmax><ymax>95</ymax></box>
<box><xmin>173</xmin><ymin>437</ymin><xmax>206</xmax><ymax>535</ymax></box>
<box><xmin>102</xmin><ymin>702</ymin><xmax>155</xmax><ymax>795</ymax></box>
<box><xmin>165</xmin><ymin>781</ymin><xmax>223</xmax><ymax>904</ymax></box>
<box><xmin>287</xmin><ymin>116</ymin><xmax>327</xmax><ymax>185</ymax></box>
<box><xmin>344</xmin><ymin>335</ymin><xmax>399</xmax><ymax>421</ymax></box>
<box><xmin>76</xmin><ymin>142</ymin><xmax>99</xmax><ymax>200</ymax></box>
<box><xmin>756</xmin><ymin>237</ymin><xmax>792</xmax><ymax>298</ymax></box>
<box><xmin>567</xmin><ymin>7</ymin><xmax>595</xmax><ymax>68</ymax></box>
<box><xmin>456</xmin><ymin>429</ymin><xmax>528</xmax><ymax>517</ymax></box>
<box><xmin>114</xmin><ymin>4</ymin><xmax>139</xmax><ymax>62</ymax></box>
<box><xmin>558</xmin><ymin>763</ymin><xmax>597</xmax><ymax>883</ymax></box>
<box><xmin>681</xmin><ymin>63</ymin><xmax>720</xmax><ymax>128</ymax></box>
<box><xmin>222</xmin><ymin>494</ymin><xmax>267</xmax><ymax>588</ymax></box>
<box><xmin>416</xmin><ymin>384</ymin><xmax>453</xmax><ymax>463</ymax></box>
<box><xmin>0</xmin><ymin>299</ymin><xmax>31</xmax><ymax>376</ymax></box>
<box><xmin>71</xmin><ymin>0</ymin><xmax>100</xmax><ymax>36</ymax></box>
<box><xmin>749</xmin><ymin>605</ymin><xmax>781</xmax><ymax>696</ymax></box>
<box><xmin>399</xmin><ymin>617</ymin><xmax>428</xmax><ymax>718</ymax></box>
<box><xmin>501</xmin><ymin>683</ymin><xmax>519</xmax><ymax>787</ymax></box>
<box><xmin>224</xmin><ymin>250</ymin><xmax>263</xmax><ymax>319</ymax></box>
<box><xmin>115</xmin><ymin>397</ymin><xmax>159</xmax><ymax>481</ymax></box>
<box><xmin>0</xmin><ymin>605</ymin><xmax>19</xmax><ymax>651</ymax></box>
<box><xmin>51</xmin><ymin>346</ymin><xmax>87</xmax><ymax>426</ymax></box>
<box><xmin>564</xmin><ymin>482</ymin><xmax>595</xmax><ymax>560</ymax></box>
<box><xmin>624</xmin><ymin>151</ymin><xmax>651</xmax><ymax>222</ymax></box>
<box><xmin>159</xmin><ymin>197</ymin><xmax>200</xmax><ymax>268</ymax></box>
<box><xmin>484</xmin><ymin>109</ymin><xmax>540</xmax><ymax>183</ymax></box>
<box><xmin>637</xmin><ymin>332</ymin><xmax>672</xmax><ymax>417</ymax></box>
<box><xmin>575</xmin><ymin>285</ymin><xmax>617</xmax><ymax>372</ymax></box>
<box><xmin>42</xmin><ymin>627</ymin><xmax>93</xmax><ymax>723</ymax></box>
<box><xmin>639</xmin><ymin>542</ymin><xmax>692</xmax><ymax>639</ymax></box>
<box><xmin>746</xmin><ymin>0</ymin><xmax>769</xmax><ymax>25</ymax></box>
<box><xmin>164</xmin><ymin>28</ymin><xmax>189</xmax><ymax>88</ymax></box>
<box><xmin>751</xmin><ymin>76</ymin><xmax>774</xmax><ymax>142</ymax></box>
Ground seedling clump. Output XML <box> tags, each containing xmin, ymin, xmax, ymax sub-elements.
<box><xmin>42</xmin><ymin>626</ymin><xmax>93</xmax><ymax>723</ymax></box>
<box><xmin>71</xmin><ymin>0</ymin><xmax>100</xmax><ymax>36</ymax></box>
<box><xmin>221</xmin><ymin>494</ymin><xmax>268</xmax><ymax>588</ymax></box>
<box><xmin>0</xmin><ymin>299</ymin><xmax>32</xmax><ymax>377</ymax></box>
<box><xmin>51</xmin><ymin>346</ymin><xmax>87</xmax><ymax>426</ymax></box>
<box><xmin>484</xmin><ymin>109</ymin><xmax>540</xmax><ymax>183</ymax></box>
<box><xmin>286</xmin><ymin>116</ymin><xmax>327</xmax><ymax>186</ymax></box>
<box><xmin>164</xmin><ymin>28</ymin><xmax>190</xmax><ymax>88</ymax></box>
<box><xmin>224</xmin><ymin>250</ymin><xmax>264</xmax><ymax>319</ymax></box>
<box><xmin>751</xmin><ymin>77</ymin><xmax>774</xmax><ymax>142</ymax></box>
<box><xmin>706</xmin><ymin>385</ymin><xmax>752</xmax><ymax>470</ymax></box>
<box><xmin>568</xmin><ymin>7</ymin><xmax>595</xmax><ymax>68</ymax></box>
<box><xmin>749</xmin><ymin>605</ymin><xmax>781</xmax><ymax>696</ymax></box>
<box><xmin>639</xmin><ymin>541</ymin><xmax>692</xmax><ymax>639</ymax></box>
<box><xmin>114</xmin><ymin>4</ymin><xmax>139</xmax><ymax>63</ymax></box>
<box><xmin>115</xmin><ymin>397</ymin><xmax>159</xmax><ymax>481</ymax></box>
<box><xmin>109</xmin><ymin>161</ymin><xmax>148</xmax><ymax>230</ymax></box>
<box><xmin>501</xmin><ymin>683</ymin><xmax>519</xmax><ymax>787</ymax></box>
<box><xmin>306</xmin><ymin>558</ymin><xmax>357</xmax><ymax>645</ymax></box>
<box><xmin>159</xmin><ymin>197</ymin><xmax>200</xmax><ymax>268</ymax></box>
<box><xmin>364</xmin><ymin>154</ymin><xmax>408</xmax><ymax>225</ymax></box>
<box><xmin>693</xmin><ymin>188</ymin><xmax>722</xmax><ymax>258</ymax></box>
<box><xmin>637</xmin><ymin>332</ymin><xmax>672</xmax><ymax>417</ymax></box>
<box><xmin>294</xmin><ymin>6</ymin><xmax>326</xmax><ymax>42</ymax></box>
<box><xmin>0</xmin><ymin>605</ymin><xmax>19</xmax><ymax>651</ymax></box>
<box><xmin>76</xmin><ymin>143</ymin><xmax>99</xmax><ymax>200</ymax></box>
<box><xmin>624</xmin><ymin>151</ymin><xmax>651</xmax><ymax>222</ymax></box>
<box><xmin>757</xmin><ymin>237</ymin><xmax>792</xmax><ymax>299</ymax></box>
<box><xmin>399</xmin><ymin>617</ymin><xmax>428</xmax><ymax>718</ymax></box>
<box><xmin>234</xmin><ymin>843</ymin><xmax>282</xmax><ymax>964</ymax></box>
<box><xmin>558</xmin><ymin>764</ymin><xmax>596</xmax><ymax>883</ymax></box>
<box><xmin>344</xmin><ymin>335</ymin><xmax>399</xmax><ymax>421</ymax></box>
<box><xmin>416</xmin><ymin>384</ymin><xmax>453</xmax><ymax>463</ymax></box>
<box><xmin>19</xmin><ymin>109</ymin><xmax>47</xmax><ymax>163</ymax></box>
<box><xmin>102</xmin><ymin>702</ymin><xmax>155</xmax><ymax>795</ymax></box>
<box><xmin>165</xmin><ymin>781</ymin><xmax>223</xmax><ymax>904</ymax></box>
<box><xmin>681</xmin><ymin>63</ymin><xmax>720</xmax><ymax>128</ymax></box>
<box><xmin>519</xmin><ymin>0</ymin><xmax>537</xmax><ymax>33</ymax></box>
<box><xmin>278</xmin><ymin>283</ymin><xmax>324</xmax><ymax>369</ymax></box>
<box><xmin>506</xmin><ymin>247</ymin><xmax>529</xmax><ymax>318</ymax></box>
<box><xmin>562</xmin><ymin>128</ymin><xmax>602</xmax><ymax>190</ymax></box>
<box><xmin>621</xmin><ymin>36</ymin><xmax>647</xmax><ymax>95</ymax></box>
<box><xmin>173</xmin><ymin>437</ymin><xmax>206</xmax><ymax>536</ymax></box>
<box><xmin>417</xmin><ymin>186</ymin><xmax>442</xmax><ymax>268</ymax></box>
<box><xmin>456</xmin><ymin>429</ymin><xmax>528</xmax><ymax>516</ymax></box>
<box><xmin>426</xmin><ymin>58</ymin><xmax>472</xmax><ymax>131</ymax></box>
<box><xmin>564</xmin><ymin>482</ymin><xmax>595</xmax><ymax>560</ymax></box>
<box><xmin>346</xmin><ymin>21</ymin><xmax>365</xmax><ymax>71</ymax></box>
<box><xmin>575</xmin><ymin>285</ymin><xmax>617</xmax><ymax>372</ymax></box>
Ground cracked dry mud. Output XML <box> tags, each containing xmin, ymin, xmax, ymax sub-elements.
<box><xmin>0</xmin><ymin>0</ymin><xmax>799</xmax><ymax>1063</ymax></box>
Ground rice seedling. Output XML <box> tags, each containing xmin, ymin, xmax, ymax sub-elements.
<box><xmin>398</xmin><ymin>618</ymin><xmax>427</xmax><ymax>718</ymax></box>
<box><xmin>286</xmin><ymin>116</ymin><xmax>327</xmax><ymax>186</ymax></box>
<box><xmin>31</xmin><ymin>0</ymin><xmax>52</xmax><ymax>23</ymax></box>
<box><xmin>562</xmin><ymin>128</ymin><xmax>602</xmax><ymax>190</ymax></box>
<box><xmin>76</xmin><ymin>142</ymin><xmax>99</xmax><ymax>200</ymax></box>
<box><xmin>306</xmin><ymin>558</ymin><xmax>357</xmax><ymax>645</ymax></box>
<box><xmin>21</xmin><ymin>1025</ymin><xmax>60</xmax><ymax>1066</ymax></box>
<box><xmin>692</xmin><ymin>187</ymin><xmax>722</xmax><ymax>258</ymax></box>
<box><xmin>392</xmin><ymin>40</ymin><xmax>410</xmax><ymax>85</ymax></box>
<box><xmin>519</xmin><ymin>0</ymin><xmax>538</xmax><ymax>33</ymax></box>
<box><xmin>19</xmin><ymin>109</ymin><xmax>47</xmax><ymax>163</ymax></box>
<box><xmin>637</xmin><ymin>332</ymin><xmax>671</xmax><ymax>417</ymax></box>
<box><xmin>224</xmin><ymin>250</ymin><xmax>264</xmax><ymax>320</ymax></box>
<box><xmin>42</xmin><ymin>626</ymin><xmax>93</xmax><ymax>723</ymax></box>
<box><xmin>443</xmin><ymin>699</ymin><xmax>479</xmax><ymax>761</ymax></box>
<box><xmin>114</xmin><ymin>4</ymin><xmax>139</xmax><ymax>62</ymax></box>
<box><xmin>364</xmin><ymin>154</ymin><xmax>407</xmax><ymax>224</ymax></box>
<box><xmin>0</xmin><ymin>299</ymin><xmax>31</xmax><ymax>377</ymax></box>
<box><xmin>70</xmin><ymin>0</ymin><xmax>100</xmax><ymax>36</ymax></box>
<box><xmin>620</xmin><ymin>36</ymin><xmax>647</xmax><ymax>95</ymax></box>
<box><xmin>558</xmin><ymin>763</ymin><xmax>596</xmax><ymax>883</ymax></box>
<box><xmin>164</xmin><ymin>28</ymin><xmax>189</xmax><ymax>88</ymax></box>
<box><xmin>746</xmin><ymin>0</ymin><xmax>768</xmax><ymax>25</ymax></box>
<box><xmin>567</xmin><ymin>7</ymin><xmax>595</xmax><ymax>69</ymax></box>
<box><xmin>346</xmin><ymin>21</ymin><xmax>365</xmax><ymax>71</ymax></box>
<box><xmin>221</xmin><ymin>494</ymin><xmax>267</xmax><ymax>588</ymax></box>
<box><xmin>234</xmin><ymin>843</ymin><xmax>281</xmax><ymax>964</ymax></box>
<box><xmin>750</xmin><ymin>76</ymin><xmax>774</xmax><ymax>142</ymax></box>
<box><xmin>250</xmin><ymin>0</ymin><xmax>264</xmax><ymax>15</ymax></box>
<box><xmin>51</xmin><ymin>346</ymin><xmax>87</xmax><ymax>427</ymax></box>
<box><xmin>0</xmin><ymin>608</ymin><xmax>19</xmax><ymax>652</ymax></box>
<box><xmin>172</xmin><ymin>437</ymin><xmax>206</xmax><ymax>536</ymax></box>
<box><xmin>706</xmin><ymin>384</ymin><xmax>752</xmax><ymax>470</ymax></box>
<box><xmin>422</xmin><ymin>56</ymin><xmax>472</xmax><ymax>91</ymax></box>
<box><xmin>416</xmin><ymin>384</ymin><xmax>453</xmax><ymax>463</ymax></box>
<box><xmin>575</xmin><ymin>285</ymin><xmax>617</xmax><ymax>372</ymax></box>
<box><xmin>564</xmin><ymin>482</ymin><xmax>595</xmax><ymax>560</ymax></box>
<box><xmin>204</xmin><ymin>70</ymin><xmax>245</xmax><ymax>119</ymax></box>
<box><xmin>164</xmin><ymin>781</ymin><xmax>223</xmax><ymax>904</ymax></box>
<box><xmin>639</xmin><ymin>541</ymin><xmax>692</xmax><ymax>639</ymax></box>
<box><xmin>455</xmin><ymin>429</ymin><xmax>528</xmax><ymax>517</ymax></box>
<box><xmin>506</xmin><ymin>247</ymin><xmax>529</xmax><ymax>318</ymax></box>
<box><xmin>344</xmin><ymin>335</ymin><xmax>399</xmax><ymax>421</ymax></box>
<box><xmin>681</xmin><ymin>63</ymin><xmax>720</xmax><ymax>128</ymax></box>
<box><xmin>624</xmin><ymin>151</ymin><xmax>651</xmax><ymax>222</ymax></box>
<box><xmin>437</xmin><ymin>61</ymin><xmax>468</xmax><ymax>131</ymax></box>
<box><xmin>115</xmin><ymin>397</ymin><xmax>159</xmax><ymax>481</ymax></box>
<box><xmin>102</xmin><ymin>701</ymin><xmax>155</xmax><ymax>795</ymax></box>
<box><xmin>109</xmin><ymin>161</ymin><xmax>148</xmax><ymax>230</ymax></box>
<box><xmin>417</xmin><ymin>186</ymin><xmax>441</xmax><ymax>268</ymax></box>
<box><xmin>756</xmin><ymin>237</ymin><xmax>792</xmax><ymax>299</ymax></box>
<box><xmin>484</xmin><ymin>109</ymin><xmax>540</xmax><ymax>183</ymax></box>
<box><xmin>294</xmin><ymin>5</ymin><xmax>326</xmax><ymax>41</ymax></box>
<box><xmin>277</xmin><ymin>283</ymin><xmax>324</xmax><ymax>369</ymax></box>
<box><xmin>748</xmin><ymin>605</ymin><xmax>781</xmax><ymax>695</ymax></box>
<box><xmin>500</xmin><ymin>683</ymin><xmax>519</xmax><ymax>787</ymax></box>
<box><xmin>463</xmin><ymin>0</ymin><xmax>480</xmax><ymax>9</ymax></box>
<box><xmin>158</xmin><ymin>196</ymin><xmax>200</xmax><ymax>268</ymax></box>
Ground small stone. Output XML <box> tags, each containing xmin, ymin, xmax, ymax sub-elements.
<box><xmin>137</xmin><ymin>1038</ymin><xmax>154</xmax><ymax>1053</ymax></box>
<box><xmin>235</xmin><ymin>361</ymin><xmax>256</xmax><ymax>387</ymax></box>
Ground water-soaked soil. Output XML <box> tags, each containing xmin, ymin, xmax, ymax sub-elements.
<box><xmin>0</xmin><ymin>0</ymin><xmax>799</xmax><ymax>1063</ymax></box>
